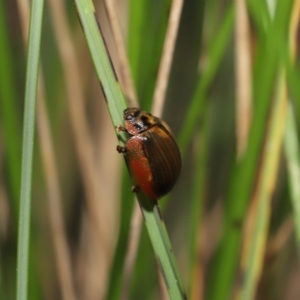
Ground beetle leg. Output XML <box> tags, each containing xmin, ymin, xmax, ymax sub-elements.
<box><xmin>131</xmin><ymin>185</ymin><xmax>140</xmax><ymax>193</ymax></box>
<box><xmin>116</xmin><ymin>125</ymin><xmax>128</xmax><ymax>132</ymax></box>
<box><xmin>116</xmin><ymin>145</ymin><xmax>127</xmax><ymax>153</ymax></box>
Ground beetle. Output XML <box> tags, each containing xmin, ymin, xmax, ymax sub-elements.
<box><xmin>116</xmin><ymin>107</ymin><xmax>182</xmax><ymax>200</ymax></box>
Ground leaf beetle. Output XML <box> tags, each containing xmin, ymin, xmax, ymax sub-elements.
<box><xmin>116</xmin><ymin>107</ymin><xmax>182</xmax><ymax>200</ymax></box>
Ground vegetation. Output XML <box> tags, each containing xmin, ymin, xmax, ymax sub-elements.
<box><xmin>1</xmin><ymin>0</ymin><xmax>300</xmax><ymax>299</ymax></box>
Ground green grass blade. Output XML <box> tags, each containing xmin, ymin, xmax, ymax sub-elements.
<box><xmin>16</xmin><ymin>0</ymin><xmax>44</xmax><ymax>299</ymax></box>
<box><xmin>246</xmin><ymin>0</ymin><xmax>271</xmax><ymax>37</ymax></box>
<box><xmin>206</xmin><ymin>0</ymin><xmax>293</xmax><ymax>298</ymax></box>
<box><xmin>238</xmin><ymin>69</ymin><xmax>287</xmax><ymax>300</ymax></box>
<box><xmin>73</xmin><ymin>0</ymin><xmax>186</xmax><ymax>298</ymax></box>
<box><xmin>287</xmin><ymin>63</ymin><xmax>300</xmax><ymax>122</ymax></box>
<box><xmin>178</xmin><ymin>4</ymin><xmax>234</xmax><ymax>154</ymax></box>
<box><xmin>284</xmin><ymin>104</ymin><xmax>300</xmax><ymax>257</ymax></box>
<box><xmin>73</xmin><ymin>0</ymin><xmax>126</xmax><ymax>127</ymax></box>
<box><xmin>128</xmin><ymin>0</ymin><xmax>170</xmax><ymax>109</ymax></box>
<box><xmin>187</xmin><ymin>120</ymin><xmax>208</xmax><ymax>297</ymax></box>
<box><xmin>140</xmin><ymin>197</ymin><xmax>186</xmax><ymax>299</ymax></box>
<box><xmin>0</xmin><ymin>0</ymin><xmax>22</xmax><ymax>214</ymax></box>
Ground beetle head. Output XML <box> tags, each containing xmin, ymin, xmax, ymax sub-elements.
<box><xmin>124</xmin><ymin>108</ymin><xmax>159</xmax><ymax>135</ymax></box>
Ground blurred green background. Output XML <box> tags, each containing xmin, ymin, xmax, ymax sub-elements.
<box><xmin>1</xmin><ymin>0</ymin><xmax>300</xmax><ymax>299</ymax></box>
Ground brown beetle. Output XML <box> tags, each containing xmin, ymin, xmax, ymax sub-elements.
<box><xmin>116</xmin><ymin>108</ymin><xmax>181</xmax><ymax>199</ymax></box>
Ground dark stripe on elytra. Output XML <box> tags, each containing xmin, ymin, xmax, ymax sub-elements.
<box><xmin>142</xmin><ymin>125</ymin><xmax>181</xmax><ymax>197</ymax></box>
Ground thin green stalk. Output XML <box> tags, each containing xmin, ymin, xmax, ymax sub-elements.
<box><xmin>239</xmin><ymin>69</ymin><xmax>287</xmax><ymax>300</ymax></box>
<box><xmin>207</xmin><ymin>0</ymin><xmax>293</xmax><ymax>298</ymax></box>
<box><xmin>284</xmin><ymin>104</ymin><xmax>300</xmax><ymax>257</ymax></box>
<box><xmin>0</xmin><ymin>0</ymin><xmax>22</xmax><ymax>214</ymax></box>
<box><xmin>187</xmin><ymin>120</ymin><xmax>208</xmax><ymax>298</ymax></box>
<box><xmin>16</xmin><ymin>0</ymin><xmax>44</xmax><ymax>299</ymax></box>
<box><xmin>178</xmin><ymin>4</ymin><xmax>234</xmax><ymax>154</ymax></box>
